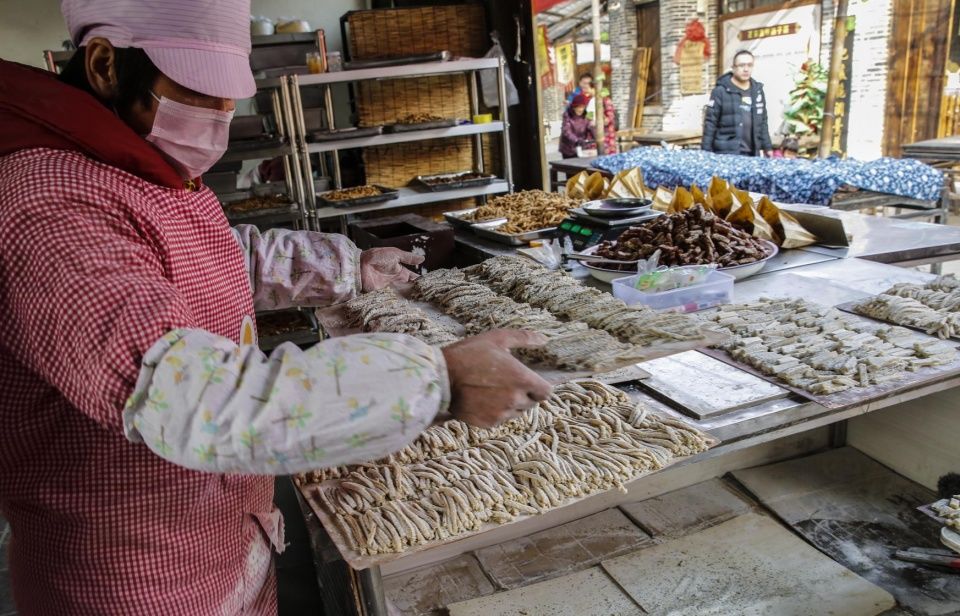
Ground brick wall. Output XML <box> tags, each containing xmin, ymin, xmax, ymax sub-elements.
<box><xmin>659</xmin><ymin>0</ymin><xmax>720</xmax><ymax>131</ymax></box>
<box><xmin>609</xmin><ymin>0</ymin><xmax>720</xmax><ymax>135</ymax></box>
<box><xmin>609</xmin><ymin>1</ymin><xmax>640</xmax><ymax>129</ymax></box>
<box><xmin>819</xmin><ymin>0</ymin><xmax>893</xmax><ymax>159</ymax></box>
<box><xmin>609</xmin><ymin>0</ymin><xmax>893</xmax><ymax>158</ymax></box>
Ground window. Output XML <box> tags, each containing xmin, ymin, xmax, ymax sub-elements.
<box><xmin>723</xmin><ymin>0</ymin><xmax>788</xmax><ymax>13</ymax></box>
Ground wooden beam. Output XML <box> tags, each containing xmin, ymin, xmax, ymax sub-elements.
<box><xmin>818</xmin><ymin>0</ymin><xmax>850</xmax><ymax>158</ymax></box>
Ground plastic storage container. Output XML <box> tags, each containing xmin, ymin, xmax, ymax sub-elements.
<box><xmin>611</xmin><ymin>270</ymin><xmax>735</xmax><ymax>312</ymax></box>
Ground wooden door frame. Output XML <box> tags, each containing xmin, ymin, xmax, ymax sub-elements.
<box><xmin>883</xmin><ymin>0</ymin><xmax>955</xmax><ymax>155</ymax></box>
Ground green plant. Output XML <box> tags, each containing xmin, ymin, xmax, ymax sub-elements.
<box><xmin>782</xmin><ymin>60</ymin><xmax>828</xmax><ymax>137</ymax></box>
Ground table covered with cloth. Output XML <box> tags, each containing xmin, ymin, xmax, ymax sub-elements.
<box><xmin>592</xmin><ymin>148</ymin><xmax>943</xmax><ymax>205</ymax></box>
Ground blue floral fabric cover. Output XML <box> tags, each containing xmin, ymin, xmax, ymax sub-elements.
<box><xmin>592</xmin><ymin>148</ymin><xmax>943</xmax><ymax>205</ymax></box>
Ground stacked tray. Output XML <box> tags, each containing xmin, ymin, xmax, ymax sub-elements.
<box><xmin>414</xmin><ymin>171</ymin><xmax>497</xmax><ymax>192</ymax></box>
<box><xmin>317</xmin><ymin>185</ymin><xmax>399</xmax><ymax>208</ymax></box>
<box><xmin>220</xmin><ymin>192</ymin><xmax>300</xmax><ymax>223</ymax></box>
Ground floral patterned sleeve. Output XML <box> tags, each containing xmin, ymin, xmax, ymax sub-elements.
<box><xmin>231</xmin><ymin>225</ymin><xmax>362</xmax><ymax>312</ymax></box>
<box><xmin>122</xmin><ymin>329</ymin><xmax>450</xmax><ymax>474</ymax></box>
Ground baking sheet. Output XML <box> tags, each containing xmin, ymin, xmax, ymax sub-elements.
<box><xmin>315</xmin><ymin>298</ymin><xmax>724</xmax><ymax>385</ymax></box>
<box><xmin>637</xmin><ymin>351</ymin><xmax>791</xmax><ymax>420</ymax></box>
<box><xmin>442</xmin><ymin>208</ymin><xmax>506</xmax><ymax>231</ymax></box>
<box><xmin>472</xmin><ymin>223</ymin><xmax>557</xmax><ymax>246</ymax></box>
<box><xmin>699</xmin><ymin>339</ymin><xmax>960</xmax><ymax>411</ymax></box>
<box><xmin>414</xmin><ymin>172</ymin><xmax>497</xmax><ymax>192</ymax></box>
<box><xmin>308</xmin><ymin>126</ymin><xmax>383</xmax><ymax>142</ymax></box>
<box><xmin>298</xmin><ymin>424</ymin><xmax>719</xmax><ymax>570</ymax></box>
<box><xmin>317</xmin><ymin>185</ymin><xmax>398</xmax><ymax>208</ymax></box>
<box><xmin>835</xmin><ymin>299</ymin><xmax>960</xmax><ymax>342</ymax></box>
<box><xmin>384</xmin><ymin>118</ymin><xmax>459</xmax><ymax>133</ymax></box>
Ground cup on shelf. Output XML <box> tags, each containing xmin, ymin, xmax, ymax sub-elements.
<box><xmin>326</xmin><ymin>51</ymin><xmax>343</xmax><ymax>72</ymax></box>
<box><xmin>472</xmin><ymin>113</ymin><xmax>493</xmax><ymax>124</ymax></box>
<box><xmin>306</xmin><ymin>51</ymin><xmax>325</xmax><ymax>74</ymax></box>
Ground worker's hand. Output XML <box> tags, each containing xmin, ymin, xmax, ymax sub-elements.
<box><xmin>359</xmin><ymin>248</ymin><xmax>424</xmax><ymax>292</ymax></box>
<box><xmin>441</xmin><ymin>329</ymin><xmax>553</xmax><ymax>428</ymax></box>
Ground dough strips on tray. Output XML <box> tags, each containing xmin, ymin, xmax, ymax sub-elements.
<box><xmin>701</xmin><ymin>298</ymin><xmax>957</xmax><ymax>395</ymax></box>
<box><xmin>339</xmin><ymin>256</ymin><xmax>715</xmax><ymax>373</ymax></box>
<box><xmin>464</xmin><ymin>256</ymin><xmax>711</xmax><ymax>346</ymax></box>
<box><xmin>300</xmin><ymin>380</ymin><xmax>712</xmax><ymax>556</ymax></box>
<box><xmin>853</xmin><ymin>275</ymin><xmax>960</xmax><ymax>339</ymax></box>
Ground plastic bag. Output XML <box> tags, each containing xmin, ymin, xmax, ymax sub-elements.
<box><xmin>480</xmin><ymin>41</ymin><xmax>520</xmax><ymax>108</ymax></box>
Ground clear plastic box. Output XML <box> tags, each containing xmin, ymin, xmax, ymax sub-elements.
<box><xmin>611</xmin><ymin>270</ymin><xmax>735</xmax><ymax>312</ymax></box>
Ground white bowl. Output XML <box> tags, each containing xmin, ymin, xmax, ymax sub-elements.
<box><xmin>578</xmin><ymin>239</ymin><xmax>779</xmax><ymax>284</ymax></box>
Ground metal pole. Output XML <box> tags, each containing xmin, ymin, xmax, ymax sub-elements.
<box><xmin>497</xmin><ymin>58</ymin><xmax>514</xmax><ymax>192</ymax></box>
<box><xmin>468</xmin><ymin>71</ymin><xmax>484</xmax><ymax>174</ymax></box>
<box><xmin>279</xmin><ymin>77</ymin><xmax>310</xmax><ymax>230</ymax></box>
<box><xmin>818</xmin><ymin>0</ymin><xmax>850</xmax><ymax>159</ymax></box>
<box><xmin>358</xmin><ymin>565</ymin><xmax>388</xmax><ymax>616</ymax></box>
<box><xmin>592</xmin><ymin>0</ymin><xmax>605</xmax><ymax>155</ymax></box>
<box><xmin>272</xmin><ymin>89</ymin><xmax>297</xmax><ymax>209</ymax></box>
<box><xmin>324</xmin><ymin>84</ymin><xmax>342</xmax><ymax>189</ymax></box>
<box><xmin>289</xmin><ymin>75</ymin><xmax>319</xmax><ymax>230</ymax></box>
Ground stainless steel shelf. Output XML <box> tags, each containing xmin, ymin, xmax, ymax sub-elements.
<box><xmin>258</xmin><ymin>57</ymin><xmax>500</xmax><ymax>89</ymax></box>
<box><xmin>314</xmin><ymin>181</ymin><xmax>509</xmax><ymax>220</ymax></box>
<box><xmin>220</xmin><ymin>145</ymin><xmax>290</xmax><ymax>163</ymax></box>
<box><xmin>306</xmin><ymin>122</ymin><xmax>504</xmax><ymax>153</ymax></box>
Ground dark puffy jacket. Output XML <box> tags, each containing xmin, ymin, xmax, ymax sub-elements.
<box><xmin>702</xmin><ymin>72</ymin><xmax>773</xmax><ymax>155</ymax></box>
<box><xmin>559</xmin><ymin>108</ymin><xmax>595</xmax><ymax>158</ymax></box>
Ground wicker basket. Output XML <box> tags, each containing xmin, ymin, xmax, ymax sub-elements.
<box><xmin>346</xmin><ymin>5</ymin><xmax>487</xmax><ymax>60</ymax></box>
<box><xmin>356</xmin><ymin>74</ymin><xmax>471</xmax><ymax>128</ymax></box>
<box><xmin>363</xmin><ymin>138</ymin><xmax>475</xmax><ymax>188</ymax></box>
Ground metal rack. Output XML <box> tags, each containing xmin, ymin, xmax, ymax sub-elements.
<box><xmin>275</xmin><ymin>57</ymin><xmax>515</xmax><ymax>230</ymax></box>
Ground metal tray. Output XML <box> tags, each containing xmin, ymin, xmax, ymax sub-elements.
<box><xmin>225</xmin><ymin>135</ymin><xmax>285</xmax><ymax>152</ymax></box>
<box><xmin>257</xmin><ymin>309</ymin><xmax>320</xmax><ymax>352</ymax></box>
<box><xmin>442</xmin><ymin>208</ymin><xmax>506</xmax><ymax>230</ymax></box>
<box><xmin>343</xmin><ymin>51</ymin><xmax>451</xmax><ymax>70</ymax></box>
<box><xmin>414</xmin><ymin>172</ymin><xmax>497</xmax><ymax>192</ymax></box>
<box><xmin>384</xmin><ymin>118</ymin><xmax>459</xmax><ymax>133</ymax></box>
<box><xmin>317</xmin><ymin>185</ymin><xmax>399</xmax><ymax>208</ymax></box>
<box><xmin>221</xmin><ymin>193</ymin><xmax>299</xmax><ymax>221</ymax></box>
<box><xmin>308</xmin><ymin>126</ymin><xmax>383</xmax><ymax>142</ymax></box>
<box><xmin>472</xmin><ymin>221</ymin><xmax>558</xmax><ymax>246</ymax></box>
<box><xmin>582</xmin><ymin>197</ymin><xmax>653</xmax><ymax>218</ymax></box>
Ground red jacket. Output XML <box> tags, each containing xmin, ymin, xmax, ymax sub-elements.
<box><xmin>0</xmin><ymin>60</ymin><xmax>278</xmax><ymax>614</ymax></box>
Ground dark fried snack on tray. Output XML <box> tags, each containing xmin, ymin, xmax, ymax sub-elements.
<box><xmin>224</xmin><ymin>194</ymin><xmax>290</xmax><ymax>212</ymax></box>
<box><xmin>322</xmin><ymin>185</ymin><xmax>383</xmax><ymax>201</ymax></box>
<box><xmin>595</xmin><ymin>205</ymin><xmax>770</xmax><ymax>267</ymax></box>
<box><xmin>396</xmin><ymin>113</ymin><xmax>445</xmax><ymax>124</ymax></box>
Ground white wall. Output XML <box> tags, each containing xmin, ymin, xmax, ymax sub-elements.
<box><xmin>0</xmin><ymin>0</ymin><xmax>365</xmax><ymax>68</ymax></box>
<box><xmin>848</xmin><ymin>390</ymin><xmax>960</xmax><ymax>492</ymax></box>
<box><xmin>250</xmin><ymin>0</ymin><xmax>365</xmax><ymax>58</ymax></box>
<box><xmin>0</xmin><ymin>0</ymin><xmax>69</xmax><ymax>68</ymax></box>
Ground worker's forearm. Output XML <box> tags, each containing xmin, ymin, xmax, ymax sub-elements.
<box><xmin>123</xmin><ymin>329</ymin><xmax>449</xmax><ymax>474</ymax></box>
<box><xmin>232</xmin><ymin>225</ymin><xmax>362</xmax><ymax>311</ymax></box>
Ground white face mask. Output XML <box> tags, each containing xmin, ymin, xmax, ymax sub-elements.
<box><xmin>145</xmin><ymin>92</ymin><xmax>234</xmax><ymax>180</ymax></box>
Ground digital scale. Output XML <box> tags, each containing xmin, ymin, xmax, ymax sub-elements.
<box><xmin>556</xmin><ymin>206</ymin><xmax>663</xmax><ymax>251</ymax></box>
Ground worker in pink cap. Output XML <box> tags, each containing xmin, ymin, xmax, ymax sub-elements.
<box><xmin>0</xmin><ymin>0</ymin><xmax>552</xmax><ymax>613</ymax></box>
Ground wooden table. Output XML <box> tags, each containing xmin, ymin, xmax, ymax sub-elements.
<box><xmin>625</xmin><ymin>129</ymin><xmax>702</xmax><ymax>149</ymax></box>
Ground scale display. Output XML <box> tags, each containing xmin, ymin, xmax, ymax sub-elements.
<box><xmin>556</xmin><ymin>209</ymin><xmax>663</xmax><ymax>251</ymax></box>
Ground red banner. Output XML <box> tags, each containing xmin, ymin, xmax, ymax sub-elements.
<box><xmin>534</xmin><ymin>0</ymin><xmax>567</xmax><ymax>14</ymax></box>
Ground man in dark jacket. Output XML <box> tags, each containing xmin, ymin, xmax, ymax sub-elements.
<box><xmin>702</xmin><ymin>50</ymin><xmax>773</xmax><ymax>156</ymax></box>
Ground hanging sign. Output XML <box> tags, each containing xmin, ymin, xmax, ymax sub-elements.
<box><xmin>739</xmin><ymin>23</ymin><xmax>801</xmax><ymax>41</ymax></box>
<box><xmin>679</xmin><ymin>41</ymin><xmax>707</xmax><ymax>95</ymax></box>
<box><xmin>536</xmin><ymin>25</ymin><xmax>555</xmax><ymax>88</ymax></box>
<box><xmin>831</xmin><ymin>16</ymin><xmax>856</xmax><ymax>156</ymax></box>
<box><xmin>556</xmin><ymin>42</ymin><xmax>576</xmax><ymax>86</ymax></box>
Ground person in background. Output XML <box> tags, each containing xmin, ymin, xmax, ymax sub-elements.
<box><xmin>600</xmin><ymin>87</ymin><xmax>617</xmax><ymax>155</ymax></box>
<box><xmin>566</xmin><ymin>72</ymin><xmax>594</xmax><ymax>106</ymax></box>
<box><xmin>702</xmin><ymin>49</ymin><xmax>773</xmax><ymax>157</ymax></box>
<box><xmin>559</xmin><ymin>93</ymin><xmax>595</xmax><ymax>159</ymax></box>
<box><xmin>0</xmin><ymin>0</ymin><xmax>552</xmax><ymax>613</ymax></box>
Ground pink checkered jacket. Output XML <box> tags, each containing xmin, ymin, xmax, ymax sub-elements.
<box><xmin>0</xmin><ymin>60</ymin><xmax>447</xmax><ymax>614</ymax></box>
